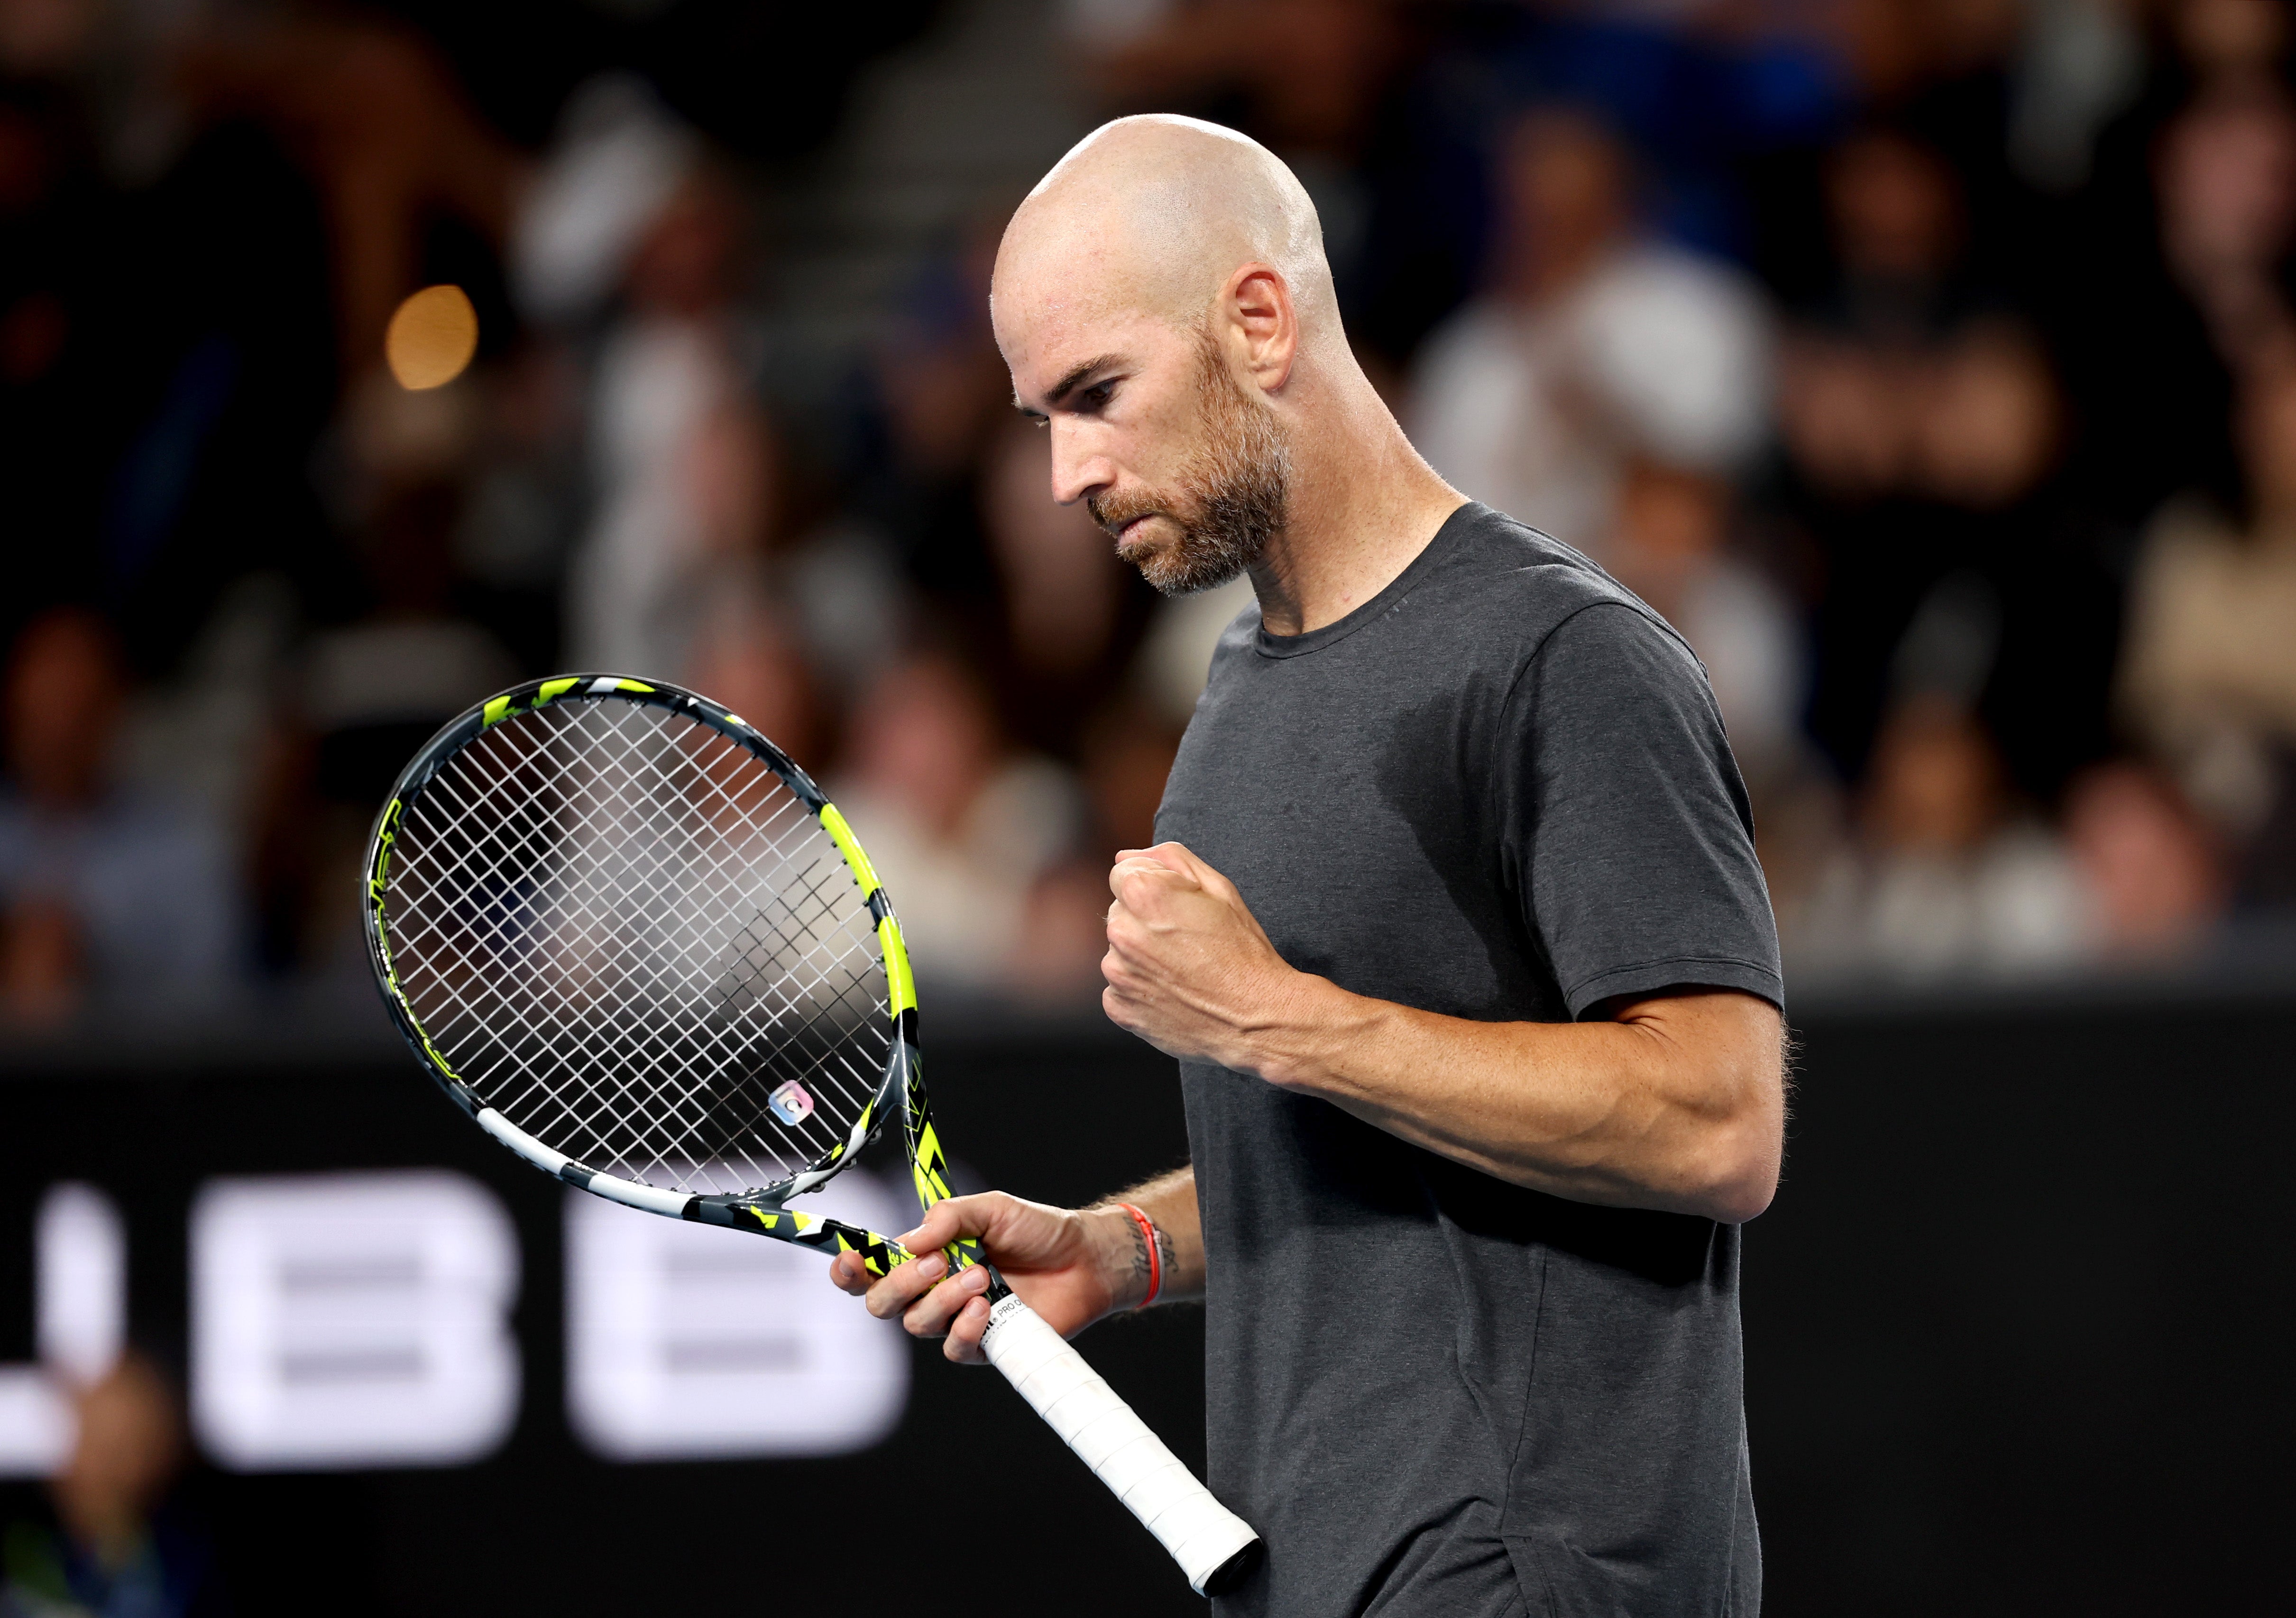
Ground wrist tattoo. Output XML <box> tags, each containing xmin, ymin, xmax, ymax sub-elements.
<box><xmin>1108</xmin><ymin>1202</ymin><xmax>1166</xmax><ymax>1307</ymax></box>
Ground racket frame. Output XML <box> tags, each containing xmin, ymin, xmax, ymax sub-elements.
<box><xmin>361</xmin><ymin>673</ymin><xmax>948</xmax><ymax>1279</ymax></box>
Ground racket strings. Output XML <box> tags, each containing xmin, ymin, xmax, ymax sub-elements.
<box><xmin>404</xmin><ymin>713</ymin><xmax>880</xmax><ymax>1189</ymax></box>
<box><xmin>403</xmin><ymin>727</ymin><xmax>793</xmax><ymax>1182</ymax></box>
<box><xmin>461</xmin><ymin>705</ymin><xmax>886</xmax><ymax>1182</ymax></box>
<box><xmin>381</xmin><ymin>698</ymin><xmax>891</xmax><ymax>1197</ymax></box>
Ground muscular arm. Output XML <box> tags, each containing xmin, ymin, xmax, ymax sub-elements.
<box><xmin>1245</xmin><ymin>983</ymin><xmax>1782</xmax><ymax>1221</ymax></box>
<box><xmin>1102</xmin><ymin>845</ymin><xmax>1786</xmax><ymax>1225</ymax></box>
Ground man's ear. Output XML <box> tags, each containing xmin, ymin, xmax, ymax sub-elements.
<box><xmin>1224</xmin><ymin>263</ymin><xmax>1298</xmax><ymax>393</ymax></box>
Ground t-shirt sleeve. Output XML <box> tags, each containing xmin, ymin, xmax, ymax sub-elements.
<box><xmin>1499</xmin><ymin>601</ymin><xmax>1783</xmax><ymax>1019</ymax></box>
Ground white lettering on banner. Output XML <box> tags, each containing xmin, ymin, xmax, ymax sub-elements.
<box><xmin>565</xmin><ymin>1171</ymin><xmax>909</xmax><ymax>1460</ymax></box>
<box><xmin>190</xmin><ymin>1171</ymin><xmax>519</xmax><ymax>1470</ymax></box>
<box><xmin>40</xmin><ymin>1181</ymin><xmax>128</xmax><ymax>1381</ymax></box>
<box><xmin>0</xmin><ymin>1183</ymin><xmax>129</xmax><ymax>1477</ymax></box>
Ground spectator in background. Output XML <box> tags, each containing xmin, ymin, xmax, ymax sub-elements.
<box><xmin>761</xmin><ymin>214</ymin><xmax>1016</xmax><ymax>712</ymax></box>
<box><xmin>0</xmin><ymin>1351</ymin><xmax>221</xmax><ymax>1618</ymax></box>
<box><xmin>1408</xmin><ymin>105</ymin><xmax>1772</xmax><ymax>557</ymax></box>
<box><xmin>565</xmin><ymin>160</ymin><xmax>777</xmax><ymax>680</ymax></box>
<box><xmin>2067</xmin><ymin>34</ymin><xmax>2296</xmax><ymax>524</ymax></box>
<box><xmin>1797</xmin><ymin>695</ymin><xmax>2086</xmax><ymax>982</ymax></box>
<box><xmin>0</xmin><ymin>610</ymin><xmax>242</xmax><ymax>1028</ymax></box>
<box><xmin>2155</xmin><ymin>78</ymin><xmax>2296</xmax><ymax>369</ymax></box>
<box><xmin>834</xmin><ymin>203</ymin><xmax>1017</xmax><ymax>650</ymax></box>
<box><xmin>1781</xmin><ymin>125</ymin><xmax>2120</xmax><ymax>802</ymax></box>
<box><xmin>828</xmin><ymin>650</ymin><xmax>1082</xmax><ymax>995</ymax></box>
<box><xmin>1769</xmin><ymin>127</ymin><xmax>1993</xmax><ymax>596</ymax></box>
<box><xmin>1921</xmin><ymin>325</ymin><xmax>2122</xmax><ymax>804</ymax></box>
<box><xmin>1812</xmin><ymin>125</ymin><xmax>1987</xmax><ymax>354</ymax></box>
<box><xmin>1864</xmin><ymin>0</ymin><xmax>2035</xmax><ymax>289</ymax></box>
<box><xmin>2123</xmin><ymin>349</ymin><xmax>2296</xmax><ymax>909</ymax></box>
<box><xmin>520</xmin><ymin>81</ymin><xmax>779</xmax><ymax>682</ymax></box>
<box><xmin>250</xmin><ymin>379</ymin><xmax>516</xmax><ymax>983</ymax></box>
<box><xmin>1774</xmin><ymin>130</ymin><xmax>1974</xmax><ymax>527</ymax></box>
<box><xmin>2064</xmin><ymin>759</ymin><xmax>2227</xmax><ymax>957</ymax></box>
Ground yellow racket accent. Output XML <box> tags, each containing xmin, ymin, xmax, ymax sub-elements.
<box><xmin>817</xmin><ymin>803</ymin><xmax>882</xmax><ymax>897</ymax></box>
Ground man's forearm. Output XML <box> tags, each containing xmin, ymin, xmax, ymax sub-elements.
<box><xmin>1091</xmin><ymin>1167</ymin><xmax>1203</xmax><ymax>1307</ymax></box>
<box><xmin>1099</xmin><ymin>844</ymin><xmax>1783</xmax><ymax>1226</ymax></box>
<box><xmin>1245</xmin><ymin>981</ymin><xmax>1784</xmax><ymax>1223</ymax></box>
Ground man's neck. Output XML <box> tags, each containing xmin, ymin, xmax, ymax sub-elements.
<box><xmin>1248</xmin><ymin>375</ymin><xmax>1465</xmax><ymax>637</ymax></box>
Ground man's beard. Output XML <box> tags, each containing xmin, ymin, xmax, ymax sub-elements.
<box><xmin>1089</xmin><ymin>335</ymin><xmax>1290</xmax><ymax>596</ymax></box>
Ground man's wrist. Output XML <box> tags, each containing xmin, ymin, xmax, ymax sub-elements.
<box><xmin>1087</xmin><ymin>1202</ymin><xmax>1150</xmax><ymax>1312</ymax></box>
<box><xmin>1089</xmin><ymin>1201</ymin><xmax>1175</xmax><ymax>1312</ymax></box>
<box><xmin>1238</xmin><ymin>971</ymin><xmax>1368</xmax><ymax>1093</ymax></box>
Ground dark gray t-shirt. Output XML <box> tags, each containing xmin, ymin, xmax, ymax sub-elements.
<box><xmin>1155</xmin><ymin>504</ymin><xmax>1782</xmax><ymax>1618</ymax></box>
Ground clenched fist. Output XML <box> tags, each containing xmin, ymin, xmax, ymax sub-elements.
<box><xmin>1102</xmin><ymin>842</ymin><xmax>1320</xmax><ymax>1080</ymax></box>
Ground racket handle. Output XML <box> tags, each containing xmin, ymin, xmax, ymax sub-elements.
<box><xmin>980</xmin><ymin>1293</ymin><xmax>1261</xmax><ymax>1595</ymax></box>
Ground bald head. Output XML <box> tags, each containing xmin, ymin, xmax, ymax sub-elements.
<box><xmin>991</xmin><ymin>116</ymin><xmax>1449</xmax><ymax>612</ymax></box>
<box><xmin>993</xmin><ymin>115</ymin><xmax>1340</xmax><ymax>350</ymax></box>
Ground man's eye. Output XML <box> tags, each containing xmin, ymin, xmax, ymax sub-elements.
<box><xmin>1082</xmin><ymin>382</ymin><xmax>1115</xmax><ymax>410</ymax></box>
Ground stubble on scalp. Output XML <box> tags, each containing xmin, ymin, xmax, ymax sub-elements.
<box><xmin>1090</xmin><ymin>330</ymin><xmax>1290</xmax><ymax>596</ymax></box>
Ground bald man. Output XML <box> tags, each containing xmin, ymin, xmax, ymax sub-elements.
<box><xmin>831</xmin><ymin>116</ymin><xmax>1784</xmax><ymax>1617</ymax></box>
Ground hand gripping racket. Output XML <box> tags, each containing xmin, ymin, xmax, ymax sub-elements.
<box><xmin>361</xmin><ymin>674</ymin><xmax>1259</xmax><ymax>1594</ymax></box>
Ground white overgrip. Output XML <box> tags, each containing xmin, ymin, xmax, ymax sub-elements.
<box><xmin>980</xmin><ymin>1293</ymin><xmax>1260</xmax><ymax>1595</ymax></box>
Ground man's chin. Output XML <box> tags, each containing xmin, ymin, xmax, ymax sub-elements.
<box><xmin>1116</xmin><ymin>532</ymin><xmax>1186</xmax><ymax>594</ymax></box>
<box><xmin>1121</xmin><ymin>531</ymin><xmax>1249</xmax><ymax>597</ymax></box>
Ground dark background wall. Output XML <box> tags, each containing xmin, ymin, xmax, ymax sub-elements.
<box><xmin>4</xmin><ymin>992</ymin><xmax>2288</xmax><ymax>1614</ymax></box>
<box><xmin>1748</xmin><ymin>994</ymin><xmax>2293</xmax><ymax>1616</ymax></box>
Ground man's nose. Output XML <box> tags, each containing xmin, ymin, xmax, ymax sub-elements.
<box><xmin>1048</xmin><ymin>420</ymin><xmax>1111</xmax><ymax>509</ymax></box>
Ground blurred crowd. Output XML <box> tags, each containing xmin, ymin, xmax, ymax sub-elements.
<box><xmin>6</xmin><ymin>0</ymin><xmax>2296</xmax><ymax>1030</ymax></box>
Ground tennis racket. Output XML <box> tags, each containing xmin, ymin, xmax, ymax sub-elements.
<box><xmin>360</xmin><ymin>673</ymin><xmax>1259</xmax><ymax>1594</ymax></box>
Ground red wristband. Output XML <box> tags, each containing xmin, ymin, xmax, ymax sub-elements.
<box><xmin>1114</xmin><ymin>1202</ymin><xmax>1162</xmax><ymax>1308</ymax></box>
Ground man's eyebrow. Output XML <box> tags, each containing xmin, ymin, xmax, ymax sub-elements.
<box><xmin>1027</xmin><ymin>354</ymin><xmax>1122</xmax><ymax>410</ymax></box>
